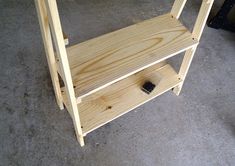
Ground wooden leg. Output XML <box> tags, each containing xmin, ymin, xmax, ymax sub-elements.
<box><xmin>173</xmin><ymin>0</ymin><xmax>214</xmax><ymax>95</ymax></box>
<box><xmin>75</xmin><ymin>126</ymin><xmax>85</xmax><ymax>146</ymax></box>
<box><xmin>35</xmin><ymin>0</ymin><xmax>64</xmax><ymax>110</ymax></box>
<box><xmin>44</xmin><ymin>0</ymin><xmax>85</xmax><ymax>146</ymax></box>
<box><xmin>173</xmin><ymin>46</ymin><xmax>197</xmax><ymax>95</ymax></box>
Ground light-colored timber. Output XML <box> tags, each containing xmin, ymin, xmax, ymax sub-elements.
<box><xmin>35</xmin><ymin>0</ymin><xmax>214</xmax><ymax>146</ymax></box>
<box><xmin>44</xmin><ymin>0</ymin><xmax>84</xmax><ymax>146</ymax></box>
<box><xmin>79</xmin><ymin>63</ymin><xmax>182</xmax><ymax>135</ymax></box>
<box><xmin>35</xmin><ymin>0</ymin><xmax>64</xmax><ymax>110</ymax></box>
<box><xmin>63</xmin><ymin>31</ymin><xmax>69</xmax><ymax>45</ymax></box>
<box><xmin>62</xmin><ymin>62</ymin><xmax>182</xmax><ymax>135</ymax></box>
<box><xmin>173</xmin><ymin>0</ymin><xmax>214</xmax><ymax>95</ymax></box>
<box><xmin>58</xmin><ymin>14</ymin><xmax>198</xmax><ymax>100</ymax></box>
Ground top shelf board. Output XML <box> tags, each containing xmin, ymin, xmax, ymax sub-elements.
<box><xmin>60</xmin><ymin>13</ymin><xmax>198</xmax><ymax>99</ymax></box>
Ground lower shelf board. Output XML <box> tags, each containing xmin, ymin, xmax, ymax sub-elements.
<box><xmin>75</xmin><ymin>62</ymin><xmax>182</xmax><ymax>135</ymax></box>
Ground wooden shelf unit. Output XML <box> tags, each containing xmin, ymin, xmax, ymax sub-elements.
<box><xmin>35</xmin><ymin>0</ymin><xmax>214</xmax><ymax>146</ymax></box>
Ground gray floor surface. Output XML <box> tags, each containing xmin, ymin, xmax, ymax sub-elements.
<box><xmin>1</xmin><ymin>0</ymin><xmax>235</xmax><ymax>165</ymax></box>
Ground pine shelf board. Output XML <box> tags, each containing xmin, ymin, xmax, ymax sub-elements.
<box><xmin>62</xmin><ymin>62</ymin><xmax>182</xmax><ymax>135</ymax></box>
<box><xmin>58</xmin><ymin>13</ymin><xmax>198</xmax><ymax>100</ymax></box>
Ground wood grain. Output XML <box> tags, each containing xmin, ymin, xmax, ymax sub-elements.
<box><xmin>44</xmin><ymin>0</ymin><xmax>85</xmax><ymax>146</ymax></box>
<box><xmin>61</xmin><ymin>13</ymin><xmax>198</xmax><ymax>100</ymax></box>
<box><xmin>75</xmin><ymin>63</ymin><xmax>182</xmax><ymax>135</ymax></box>
<box><xmin>173</xmin><ymin>0</ymin><xmax>214</xmax><ymax>95</ymax></box>
<box><xmin>36</xmin><ymin>0</ymin><xmax>213</xmax><ymax>147</ymax></box>
<box><xmin>171</xmin><ymin>0</ymin><xmax>187</xmax><ymax>19</ymax></box>
<box><xmin>35</xmin><ymin>0</ymin><xmax>64</xmax><ymax>110</ymax></box>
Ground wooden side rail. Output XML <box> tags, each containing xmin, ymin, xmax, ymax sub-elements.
<box><xmin>171</xmin><ymin>0</ymin><xmax>214</xmax><ymax>95</ymax></box>
<box><xmin>35</xmin><ymin>0</ymin><xmax>85</xmax><ymax>146</ymax></box>
<box><xmin>44</xmin><ymin>0</ymin><xmax>84</xmax><ymax>146</ymax></box>
<box><xmin>171</xmin><ymin>0</ymin><xmax>187</xmax><ymax>19</ymax></box>
<box><xmin>171</xmin><ymin>0</ymin><xmax>214</xmax><ymax>40</ymax></box>
<box><xmin>34</xmin><ymin>0</ymin><xmax>68</xmax><ymax>110</ymax></box>
<box><xmin>35</xmin><ymin>0</ymin><xmax>64</xmax><ymax>110</ymax></box>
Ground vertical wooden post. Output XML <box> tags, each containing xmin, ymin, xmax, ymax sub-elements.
<box><xmin>42</xmin><ymin>0</ymin><xmax>85</xmax><ymax>146</ymax></box>
<box><xmin>173</xmin><ymin>0</ymin><xmax>214</xmax><ymax>95</ymax></box>
<box><xmin>35</xmin><ymin>0</ymin><xmax>64</xmax><ymax>110</ymax></box>
<box><xmin>171</xmin><ymin>0</ymin><xmax>187</xmax><ymax>19</ymax></box>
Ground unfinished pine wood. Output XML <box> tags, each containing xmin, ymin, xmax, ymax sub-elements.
<box><xmin>173</xmin><ymin>0</ymin><xmax>214</xmax><ymax>95</ymax></box>
<box><xmin>192</xmin><ymin>0</ymin><xmax>215</xmax><ymax>40</ymax></box>
<box><xmin>44</xmin><ymin>0</ymin><xmax>85</xmax><ymax>146</ymax></box>
<box><xmin>63</xmin><ymin>31</ymin><xmax>69</xmax><ymax>46</ymax></box>
<box><xmin>36</xmin><ymin>0</ymin><xmax>214</xmax><ymax>147</ymax></box>
<box><xmin>76</xmin><ymin>63</ymin><xmax>182</xmax><ymax>135</ymax></box>
<box><xmin>173</xmin><ymin>46</ymin><xmax>197</xmax><ymax>95</ymax></box>
<box><xmin>171</xmin><ymin>0</ymin><xmax>187</xmax><ymax>19</ymax></box>
<box><xmin>35</xmin><ymin>0</ymin><xmax>64</xmax><ymax>110</ymax></box>
<box><xmin>59</xmin><ymin>13</ymin><xmax>198</xmax><ymax>100</ymax></box>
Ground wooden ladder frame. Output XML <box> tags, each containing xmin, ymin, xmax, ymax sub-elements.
<box><xmin>35</xmin><ymin>0</ymin><xmax>214</xmax><ymax>147</ymax></box>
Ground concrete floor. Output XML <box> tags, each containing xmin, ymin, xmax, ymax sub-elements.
<box><xmin>1</xmin><ymin>0</ymin><xmax>235</xmax><ymax>165</ymax></box>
